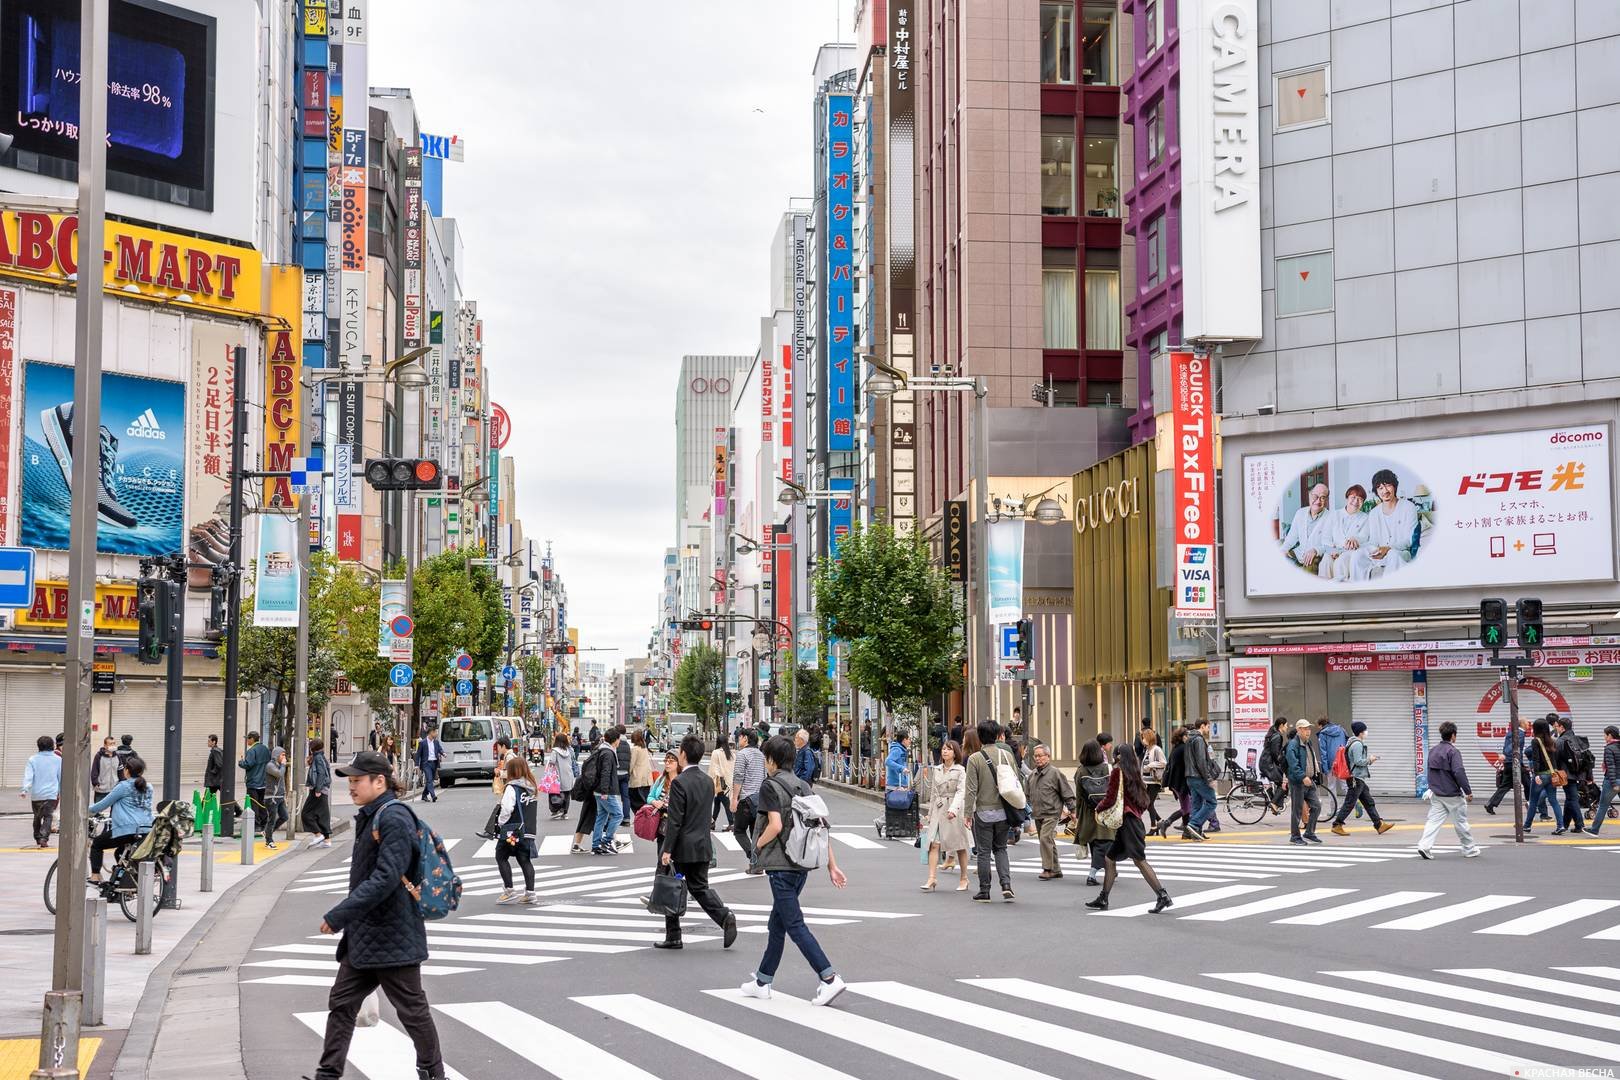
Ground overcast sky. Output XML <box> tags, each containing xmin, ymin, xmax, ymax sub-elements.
<box><xmin>370</xmin><ymin>2</ymin><xmax>849</xmax><ymax>668</ymax></box>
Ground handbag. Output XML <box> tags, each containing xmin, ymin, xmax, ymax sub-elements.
<box><xmin>1096</xmin><ymin>771</ymin><xmax>1126</xmax><ymax>830</ymax></box>
<box><xmin>886</xmin><ymin>788</ymin><xmax>915</xmax><ymax>811</ymax></box>
<box><xmin>1549</xmin><ymin>769</ymin><xmax>1568</xmax><ymax>787</ymax></box>
<box><xmin>647</xmin><ymin>864</ymin><xmax>687</xmax><ymax>917</ymax></box>
<box><xmin>633</xmin><ymin>804</ymin><xmax>661</xmax><ymax>841</ymax></box>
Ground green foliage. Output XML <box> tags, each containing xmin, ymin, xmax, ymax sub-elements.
<box><xmin>779</xmin><ymin>663</ymin><xmax>832</xmax><ymax>729</ymax></box>
<box><xmin>672</xmin><ymin>642</ymin><xmax>726</xmax><ymax>729</ymax></box>
<box><xmin>813</xmin><ymin>522</ymin><xmax>961</xmax><ymax>711</ymax></box>
<box><xmin>519</xmin><ymin>652</ymin><xmax>549</xmax><ymax>719</ymax></box>
<box><xmin>233</xmin><ymin>551</ymin><xmax>341</xmax><ymax>749</ymax></box>
<box><xmin>411</xmin><ymin>548</ymin><xmax>507</xmax><ymax>695</ymax></box>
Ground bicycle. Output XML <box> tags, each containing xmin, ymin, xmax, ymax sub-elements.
<box><xmin>1223</xmin><ymin>762</ymin><xmax>1339</xmax><ymax>827</ymax></box>
<box><xmin>42</xmin><ymin>814</ymin><xmax>168</xmax><ymax>923</ymax></box>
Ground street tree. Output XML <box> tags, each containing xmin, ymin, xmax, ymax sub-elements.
<box><xmin>672</xmin><ymin>642</ymin><xmax>726</xmax><ymax>730</ymax></box>
<box><xmin>233</xmin><ymin>551</ymin><xmax>342</xmax><ymax>750</ymax></box>
<box><xmin>411</xmin><ymin>548</ymin><xmax>507</xmax><ymax>704</ymax></box>
<box><xmin>778</xmin><ymin>662</ymin><xmax>832</xmax><ymax>729</ymax></box>
<box><xmin>812</xmin><ymin>522</ymin><xmax>961</xmax><ymax>727</ymax></box>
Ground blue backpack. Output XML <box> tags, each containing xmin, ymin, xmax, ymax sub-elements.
<box><xmin>376</xmin><ymin>802</ymin><xmax>462</xmax><ymax>921</ymax></box>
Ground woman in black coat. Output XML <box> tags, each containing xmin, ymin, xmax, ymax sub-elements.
<box><xmin>1154</xmin><ymin>726</ymin><xmax>1193</xmax><ymax>838</ymax></box>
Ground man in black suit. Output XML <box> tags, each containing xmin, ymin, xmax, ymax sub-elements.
<box><xmin>655</xmin><ymin>734</ymin><xmax>739</xmax><ymax>951</ymax></box>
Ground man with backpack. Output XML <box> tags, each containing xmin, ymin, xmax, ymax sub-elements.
<box><xmin>739</xmin><ymin>734</ymin><xmax>847</xmax><ymax>1006</ymax></box>
<box><xmin>1553</xmin><ymin>715</ymin><xmax>1591</xmax><ymax>834</ymax></box>
<box><xmin>310</xmin><ymin>750</ymin><xmax>447</xmax><ymax>1080</ymax></box>
<box><xmin>1330</xmin><ymin>721</ymin><xmax>1396</xmax><ymax>836</ymax></box>
<box><xmin>1185</xmin><ymin>718</ymin><xmax>1221</xmax><ymax>839</ymax></box>
<box><xmin>1316</xmin><ymin>716</ymin><xmax>1349</xmax><ymax>805</ymax></box>
<box><xmin>1589</xmin><ymin>726</ymin><xmax>1619</xmax><ymax>836</ymax></box>
<box><xmin>654</xmin><ymin>734</ymin><xmax>738</xmax><ymax>950</ymax></box>
<box><xmin>962</xmin><ymin>719</ymin><xmax>1024</xmax><ymax>903</ymax></box>
<box><xmin>586</xmin><ymin>728</ymin><xmax>625</xmax><ymax>854</ymax></box>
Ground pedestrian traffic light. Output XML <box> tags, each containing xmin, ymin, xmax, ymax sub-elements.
<box><xmin>1479</xmin><ymin>598</ymin><xmax>1507</xmax><ymax>648</ymax></box>
<box><xmin>1015</xmin><ymin>617</ymin><xmax>1033</xmax><ymax>664</ymax></box>
<box><xmin>1515</xmin><ymin>597</ymin><xmax>1544</xmax><ymax>648</ymax></box>
<box><xmin>137</xmin><ymin>577</ymin><xmax>167</xmax><ymax>664</ymax></box>
<box><xmin>363</xmin><ymin>457</ymin><xmax>442</xmax><ymax>491</ymax></box>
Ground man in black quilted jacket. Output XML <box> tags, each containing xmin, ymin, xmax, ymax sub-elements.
<box><xmin>307</xmin><ymin>751</ymin><xmax>444</xmax><ymax>1080</ymax></box>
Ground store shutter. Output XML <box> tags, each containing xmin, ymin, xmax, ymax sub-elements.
<box><xmin>1351</xmin><ymin>672</ymin><xmax>1418</xmax><ymax>796</ymax></box>
<box><xmin>2</xmin><ymin>673</ymin><xmax>58</xmax><ymax>788</ymax></box>
<box><xmin>1426</xmin><ymin>667</ymin><xmax>1620</xmax><ymax>795</ymax></box>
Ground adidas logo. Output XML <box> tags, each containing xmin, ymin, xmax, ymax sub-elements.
<box><xmin>125</xmin><ymin>408</ymin><xmax>167</xmax><ymax>440</ymax></box>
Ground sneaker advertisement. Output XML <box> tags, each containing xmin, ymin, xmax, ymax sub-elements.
<box><xmin>20</xmin><ymin>360</ymin><xmax>185</xmax><ymax>555</ymax></box>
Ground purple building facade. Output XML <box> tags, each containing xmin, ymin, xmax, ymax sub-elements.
<box><xmin>1121</xmin><ymin>0</ymin><xmax>1181</xmax><ymax>444</ymax></box>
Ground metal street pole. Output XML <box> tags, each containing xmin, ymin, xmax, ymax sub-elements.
<box><xmin>971</xmin><ymin>376</ymin><xmax>992</xmax><ymax>733</ymax></box>
<box><xmin>220</xmin><ymin>346</ymin><xmax>248</xmax><ymax>839</ymax></box>
<box><xmin>39</xmin><ymin>1</ymin><xmax>108</xmax><ymax>1074</ymax></box>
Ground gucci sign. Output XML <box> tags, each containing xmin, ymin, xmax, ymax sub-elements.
<box><xmin>1074</xmin><ymin>478</ymin><xmax>1139</xmax><ymax>535</ymax></box>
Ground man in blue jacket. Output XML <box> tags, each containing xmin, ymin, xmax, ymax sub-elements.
<box><xmin>238</xmin><ymin>731</ymin><xmax>271</xmax><ymax>837</ymax></box>
<box><xmin>1316</xmin><ymin>717</ymin><xmax>1349</xmax><ymax>805</ymax></box>
<box><xmin>793</xmin><ymin>729</ymin><xmax>818</xmax><ymax>786</ymax></box>
<box><xmin>311</xmin><ymin>751</ymin><xmax>444</xmax><ymax>1080</ymax></box>
<box><xmin>414</xmin><ymin>725</ymin><xmax>445</xmax><ymax>802</ymax></box>
<box><xmin>20</xmin><ymin>735</ymin><xmax>62</xmax><ymax>849</ymax></box>
<box><xmin>885</xmin><ymin>730</ymin><xmax>912</xmax><ymax>790</ymax></box>
<box><xmin>1285</xmin><ymin>719</ymin><xmax>1324</xmax><ymax>845</ymax></box>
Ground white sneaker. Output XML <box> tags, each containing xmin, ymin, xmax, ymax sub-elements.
<box><xmin>1463</xmin><ymin>849</ymin><xmax>1482</xmax><ymax>858</ymax></box>
<box><xmin>521</xmin><ymin>891</ymin><xmax>536</xmax><ymax>904</ymax></box>
<box><xmin>811</xmin><ymin>975</ymin><xmax>847</xmax><ymax>1007</ymax></box>
<box><xmin>739</xmin><ymin>979</ymin><xmax>771</xmax><ymax>1000</ymax></box>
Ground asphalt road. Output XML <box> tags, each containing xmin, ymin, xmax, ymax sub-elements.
<box><xmin>241</xmin><ymin>779</ymin><xmax>1620</xmax><ymax>1079</ymax></box>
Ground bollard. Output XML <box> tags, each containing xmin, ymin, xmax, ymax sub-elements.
<box><xmin>134</xmin><ymin>862</ymin><xmax>154</xmax><ymax>955</ymax></box>
<box><xmin>240</xmin><ymin>807</ymin><xmax>255</xmax><ymax>866</ymax></box>
<box><xmin>82</xmin><ymin>895</ymin><xmax>107</xmax><ymax>1026</ymax></box>
<box><xmin>200</xmin><ymin>823</ymin><xmax>214</xmax><ymax>893</ymax></box>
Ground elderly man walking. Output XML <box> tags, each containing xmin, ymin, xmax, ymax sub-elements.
<box><xmin>1024</xmin><ymin>744</ymin><xmax>1075</xmax><ymax>879</ymax></box>
<box><xmin>1285</xmin><ymin>719</ymin><xmax>1324</xmax><ymax>846</ymax></box>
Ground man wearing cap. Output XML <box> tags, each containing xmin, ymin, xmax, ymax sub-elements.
<box><xmin>1284</xmin><ymin>719</ymin><xmax>1324</xmax><ymax>845</ymax></box>
<box><xmin>310</xmin><ymin>750</ymin><xmax>445</xmax><ymax>1080</ymax></box>
<box><xmin>1330</xmin><ymin>721</ymin><xmax>1396</xmax><ymax>836</ymax></box>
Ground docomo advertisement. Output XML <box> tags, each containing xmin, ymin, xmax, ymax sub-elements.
<box><xmin>1242</xmin><ymin>424</ymin><xmax>1615</xmax><ymax>597</ymax></box>
<box><xmin>1228</xmin><ymin>656</ymin><xmax>1272</xmax><ymax>774</ymax></box>
<box><xmin>1171</xmin><ymin>352</ymin><xmax>1217</xmax><ymax>619</ymax></box>
<box><xmin>1178</xmin><ymin>0</ymin><xmax>1261</xmax><ymax>342</ymax></box>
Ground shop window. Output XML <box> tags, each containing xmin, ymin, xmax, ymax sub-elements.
<box><xmin>1083</xmin><ymin>134</ymin><xmax>1119</xmax><ymax>216</ymax></box>
<box><xmin>1082</xmin><ymin>5</ymin><xmax>1115</xmax><ymax>85</ymax></box>
<box><xmin>1041</xmin><ymin>117</ymin><xmax>1077</xmax><ymax>216</ymax></box>
<box><xmin>1276</xmin><ymin>66</ymin><xmax>1330</xmax><ymax>131</ymax></box>
<box><xmin>1145</xmin><ymin>212</ymin><xmax>1167</xmax><ymax>286</ymax></box>
<box><xmin>1146</xmin><ymin>96</ymin><xmax>1164</xmax><ymax>164</ymax></box>
<box><xmin>1041</xmin><ymin>1</ymin><xmax>1075</xmax><ymax>85</ymax></box>
<box><xmin>1276</xmin><ymin>251</ymin><xmax>1334</xmax><ymax>316</ymax></box>
<box><xmin>1084</xmin><ymin>269</ymin><xmax>1122</xmax><ymax>349</ymax></box>
<box><xmin>1086</xmin><ymin>379</ymin><xmax>1124</xmax><ymax>406</ymax></box>
<box><xmin>1043</xmin><ymin>267</ymin><xmax>1078</xmax><ymax>349</ymax></box>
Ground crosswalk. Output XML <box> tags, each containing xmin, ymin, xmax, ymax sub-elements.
<box><xmin>1010</xmin><ymin>839</ymin><xmax>1450</xmax><ymax>884</ymax></box>
<box><xmin>244</xmin><ymin>894</ymin><xmax>921</xmax><ymax>989</ymax></box>
<box><xmin>291</xmin><ymin>965</ymin><xmax>1620</xmax><ymax>1078</ymax></box>
<box><xmin>1089</xmin><ymin>882</ymin><xmax>1620</xmax><ymax>937</ymax></box>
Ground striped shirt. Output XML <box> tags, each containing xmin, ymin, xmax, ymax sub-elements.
<box><xmin>732</xmin><ymin>746</ymin><xmax>766</xmax><ymax>800</ymax></box>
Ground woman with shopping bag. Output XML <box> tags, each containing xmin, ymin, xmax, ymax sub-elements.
<box><xmin>544</xmin><ymin>733</ymin><xmax>575</xmax><ymax>819</ymax></box>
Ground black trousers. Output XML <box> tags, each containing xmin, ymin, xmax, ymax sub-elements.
<box><xmin>497</xmin><ymin>847</ymin><xmax>535</xmax><ymax>891</ymax></box>
<box><xmin>301</xmin><ymin>792</ymin><xmax>332</xmax><ymax>838</ymax></box>
<box><xmin>246</xmin><ymin>787</ymin><xmax>268</xmax><ymax>834</ymax></box>
<box><xmin>712</xmin><ymin>792</ymin><xmax>732</xmax><ymax>828</ymax></box>
<box><xmin>316</xmin><ymin>959</ymin><xmax>441</xmax><ymax>1080</ymax></box>
<box><xmin>667</xmin><ymin>859</ymin><xmax>730</xmax><ymax>941</ymax></box>
<box><xmin>1486</xmin><ymin>770</ymin><xmax>1535</xmax><ymax>812</ymax></box>
<box><xmin>732</xmin><ymin>796</ymin><xmax>757</xmax><ymax>860</ymax></box>
<box><xmin>31</xmin><ymin>799</ymin><xmax>57</xmax><ymax>846</ymax></box>
<box><xmin>1333</xmin><ymin>777</ymin><xmax>1382</xmax><ymax>826</ymax></box>
<box><xmin>574</xmin><ymin>791</ymin><xmax>597</xmax><ymax>836</ymax></box>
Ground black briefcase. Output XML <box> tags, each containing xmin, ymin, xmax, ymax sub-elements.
<box><xmin>648</xmin><ymin>865</ymin><xmax>687</xmax><ymax>917</ymax></box>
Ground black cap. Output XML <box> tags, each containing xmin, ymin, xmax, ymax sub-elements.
<box><xmin>335</xmin><ymin>750</ymin><xmax>393</xmax><ymax>777</ymax></box>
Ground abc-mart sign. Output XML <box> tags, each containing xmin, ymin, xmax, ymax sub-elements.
<box><xmin>0</xmin><ymin>210</ymin><xmax>263</xmax><ymax>317</ymax></box>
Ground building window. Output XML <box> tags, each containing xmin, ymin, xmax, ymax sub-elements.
<box><xmin>1041</xmin><ymin>1</ymin><xmax>1075</xmax><ymax>85</ymax></box>
<box><xmin>1083</xmin><ymin>134</ymin><xmax>1118</xmax><ymax>216</ymax></box>
<box><xmin>1084</xmin><ymin>269</ymin><xmax>1121</xmax><ymax>349</ymax></box>
<box><xmin>1051</xmin><ymin>380</ymin><xmax>1081</xmax><ymax>406</ymax></box>
<box><xmin>1148</xmin><ymin>329</ymin><xmax>1169</xmax><ymax>356</ymax></box>
<box><xmin>1275</xmin><ymin>66</ymin><xmax>1330</xmax><ymax>131</ymax></box>
<box><xmin>1041</xmin><ymin>117</ymin><xmax>1076</xmax><ymax>216</ymax></box>
<box><xmin>1082</xmin><ymin>5</ymin><xmax>1115</xmax><ymax>85</ymax></box>
<box><xmin>1086</xmin><ymin>379</ymin><xmax>1124</xmax><ymax>406</ymax></box>
<box><xmin>1146</xmin><ymin>97</ymin><xmax>1164</xmax><ymax>164</ymax></box>
<box><xmin>1144</xmin><ymin>0</ymin><xmax>1164</xmax><ymax>53</ymax></box>
<box><xmin>1275</xmin><ymin>251</ymin><xmax>1334</xmax><ymax>316</ymax></box>
<box><xmin>1043</xmin><ymin>268</ymin><xmax>1078</xmax><ymax>349</ymax></box>
<box><xmin>1145</xmin><ymin>212</ymin><xmax>1167</xmax><ymax>285</ymax></box>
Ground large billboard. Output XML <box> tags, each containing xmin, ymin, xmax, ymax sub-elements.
<box><xmin>20</xmin><ymin>360</ymin><xmax>184</xmax><ymax>555</ymax></box>
<box><xmin>0</xmin><ymin>0</ymin><xmax>217</xmax><ymax>208</ymax></box>
<box><xmin>1242</xmin><ymin>425</ymin><xmax>1615</xmax><ymax>596</ymax></box>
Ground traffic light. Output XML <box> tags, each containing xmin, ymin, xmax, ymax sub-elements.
<box><xmin>681</xmin><ymin>617</ymin><xmax>715</xmax><ymax>632</ymax></box>
<box><xmin>1016</xmin><ymin>617</ymin><xmax>1033</xmax><ymax>664</ymax></box>
<box><xmin>1515</xmin><ymin>598</ymin><xmax>1544</xmax><ymax>648</ymax></box>
<box><xmin>1479</xmin><ymin>598</ymin><xmax>1507</xmax><ymax>649</ymax></box>
<box><xmin>363</xmin><ymin>457</ymin><xmax>442</xmax><ymax>491</ymax></box>
<box><xmin>137</xmin><ymin>577</ymin><xmax>167</xmax><ymax>664</ymax></box>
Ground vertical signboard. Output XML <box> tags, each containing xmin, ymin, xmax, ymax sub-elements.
<box><xmin>888</xmin><ymin>3</ymin><xmax>917</xmax><ymax>537</ymax></box>
<box><xmin>264</xmin><ymin>334</ymin><xmax>301</xmax><ymax>508</ymax></box>
<box><xmin>1178</xmin><ymin>0</ymin><xmax>1261</xmax><ymax>341</ymax></box>
<box><xmin>1170</xmin><ymin>351</ymin><xmax>1217</xmax><ymax>619</ymax></box>
<box><xmin>944</xmin><ymin>499</ymin><xmax>967</xmax><ymax>582</ymax></box>
<box><xmin>826</xmin><ymin>95</ymin><xmax>856</xmax><ymax>453</ymax></box>
<box><xmin>378</xmin><ymin>579</ymin><xmax>406</xmax><ymax>658</ymax></box>
<box><xmin>986</xmin><ymin>519</ymin><xmax>1025</xmax><ymax>625</ymax></box>
<box><xmin>338</xmin><ymin>0</ymin><xmax>368</xmax><ymax>369</ymax></box>
<box><xmin>828</xmin><ymin>477</ymin><xmax>854</xmax><ymax>560</ymax></box>
<box><xmin>402</xmin><ymin>146</ymin><xmax>424</xmax><ymax>350</ymax></box>
<box><xmin>0</xmin><ymin>288</ymin><xmax>17</xmax><ymax>544</ymax></box>
<box><xmin>335</xmin><ymin>379</ymin><xmax>363</xmax><ymax>560</ymax></box>
<box><xmin>1412</xmin><ymin>670</ymin><xmax>1429</xmax><ymax>797</ymax></box>
<box><xmin>253</xmin><ymin>514</ymin><xmax>302</xmax><ymax>627</ymax></box>
<box><xmin>1228</xmin><ymin>656</ymin><xmax>1272</xmax><ymax>768</ymax></box>
<box><xmin>773</xmin><ymin>524</ymin><xmax>792</xmax><ymax>651</ymax></box>
<box><xmin>189</xmin><ymin>323</ymin><xmax>240</xmax><ymax>580</ymax></box>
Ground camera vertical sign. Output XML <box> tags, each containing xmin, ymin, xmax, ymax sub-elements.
<box><xmin>1171</xmin><ymin>351</ymin><xmax>1217</xmax><ymax>619</ymax></box>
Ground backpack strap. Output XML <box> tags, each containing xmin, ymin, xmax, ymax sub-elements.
<box><xmin>371</xmin><ymin>800</ymin><xmax>423</xmax><ymax>893</ymax></box>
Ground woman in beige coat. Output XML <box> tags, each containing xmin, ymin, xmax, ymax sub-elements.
<box><xmin>708</xmin><ymin>734</ymin><xmax>736</xmax><ymax>830</ymax></box>
<box><xmin>922</xmin><ymin>740</ymin><xmax>971</xmax><ymax>891</ymax></box>
<box><xmin>628</xmin><ymin>730</ymin><xmax>653</xmax><ymax>812</ymax></box>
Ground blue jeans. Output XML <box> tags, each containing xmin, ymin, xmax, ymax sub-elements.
<box><xmin>1592</xmin><ymin>779</ymin><xmax>1618</xmax><ymax>834</ymax></box>
<box><xmin>421</xmin><ymin>761</ymin><xmax>438</xmax><ymax>800</ymax></box>
<box><xmin>1560</xmin><ymin>781</ymin><xmax>1586</xmax><ymax>831</ymax></box>
<box><xmin>756</xmin><ymin>870</ymin><xmax>832</xmax><ymax>984</ymax></box>
<box><xmin>1523</xmin><ymin>774</ymin><xmax>1561</xmax><ymax>828</ymax></box>
<box><xmin>591</xmin><ymin>794</ymin><xmax>622</xmax><ymax>851</ymax></box>
<box><xmin>1187</xmin><ymin>776</ymin><xmax>1218</xmax><ymax>830</ymax></box>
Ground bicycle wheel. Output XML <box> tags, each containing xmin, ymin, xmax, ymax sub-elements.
<box><xmin>43</xmin><ymin>859</ymin><xmax>57</xmax><ymax>915</ymax></box>
<box><xmin>1225</xmin><ymin>785</ymin><xmax>1267</xmax><ymax>825</ymax></box>
<box><xmin>117</xmin><ymin>864</ymin><xmax>164</xmax><ymax>923</ymax></box>
<box><xmin>1320</xmin><ymin>788</ymin><xmax>1339</xmax><ymax>823</ymax></box>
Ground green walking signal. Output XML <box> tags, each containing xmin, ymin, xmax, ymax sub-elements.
<box><xmin>1515</xmin><ymin>598</ymin><xmax>1544</xmax><ymax>648</ymax></box>
<box><xmin>1479</xmin><ymin>598</ymin><xmax>1507</xmax><ymax>650</ymax></box>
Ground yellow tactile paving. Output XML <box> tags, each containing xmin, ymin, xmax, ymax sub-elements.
<box><xmin>0</xmin><ymin>1036</ymin><xmax>100</xmax><ymax>1080</ymax></box>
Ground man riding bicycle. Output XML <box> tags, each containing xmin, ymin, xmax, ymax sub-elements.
<box><xmin>87</xmin><ymin>753</ymin><xmax>153</xmax><ymax>883</ymax></box>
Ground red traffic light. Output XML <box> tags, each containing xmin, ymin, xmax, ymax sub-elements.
<box><xmin>363</xmin><ymin>457</ymin><xmax>442</xmax><ymax>491</ymax></box>
<box><xmin>414</xmin><ymin>459</ymin><xmax>440</xmax><ymax>486</ymax></box>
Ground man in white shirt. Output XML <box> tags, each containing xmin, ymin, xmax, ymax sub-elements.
<box><xmin>1280</xmin><ymin>483</ymin><xmax>1330</xmax><ymax>570</ymax></box>
<box><xmin>1353</xmin><ymin>468</ymin><xmax>1419</xmax><ymax>579</ymax></box>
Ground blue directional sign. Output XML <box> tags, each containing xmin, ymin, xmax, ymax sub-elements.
<box><xmin>456</xmin><ymin>678</ymin><xmax>473</xmax><ymax>696</ymax></box>
<box><xmin>389</xmin><ymin>664</ymin><xmax>414</xmax><ymax>687</ymax></box>
<box><xmin>501</xmin><ymin>665</ymin><xmax>517</xmax><ymax>681</ymax></box>
<box><xmin>0</xmin><ymin>547</ymin><xmax>36</xmax><ymax>609</ymax></box>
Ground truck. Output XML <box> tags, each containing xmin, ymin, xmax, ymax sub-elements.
<box><xmin>663</xmin><ymin>712</ymin><xmax>699</xmax><ymax>750</ymax></box>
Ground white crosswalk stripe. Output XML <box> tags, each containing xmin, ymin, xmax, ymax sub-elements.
<box><xmin>578</xmin><ymin>994</ymin><xmax>862</xmax><ymax>1079</ymax></box>
<box><xmin>1370</xmin><ymin>893</ymin><xmax>1534</xmax><ymax>930</ymax></box>
<box><xmin>1321</xmin><ymin>971</ymin><xmax>1620</xmax><ymax>1046</ymax></box>
<box><xmin>1094</xmin><ymin>884</ymin><xmax>1273</xmax><ymax>917</ymax></box>
<box><xmin>1440</xmin><ymin>967</ymin><xmax>1620</xmax><ymax>1004</ymax></box>
<box><xmin>1010</xmin><ymin>842</ymin><xmax>1440</xmax><ymax>886</ymax></box>
<box><xmin>1271</xmin><ymin>890</ymin><xmax>1442</xmax><ymax>925</ymax></box>
<box><xmin>295</xmin><ymin>1012</ymin><xmax>473</xmax><ymax>1080</ymax></box>
<box><xmin>1179</xmin><ymin>886</ymin><xmax>1356</xmax><ymax>921</ymax></box>
<box><xmin>1473</xmin><ymin>897</ymin><xmax>1620</xmax><ymax>936</ymax></box>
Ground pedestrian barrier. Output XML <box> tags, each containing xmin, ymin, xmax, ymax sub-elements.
<box><xmin>200</xmin><ymin>822</ymin><xmax>214</xmax><ymax>893</ymax></box>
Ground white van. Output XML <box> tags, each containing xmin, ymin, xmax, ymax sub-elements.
<box><xmin>437</xmin><ymin>715</ymin><xmax>502</xmax><ymax>784</ymax></box>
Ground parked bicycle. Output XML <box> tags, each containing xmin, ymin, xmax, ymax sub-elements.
<box><xmin>1223</xmin><ymin>760</ymin><xmax>1338</xmax><ymax>826</ymax></box>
